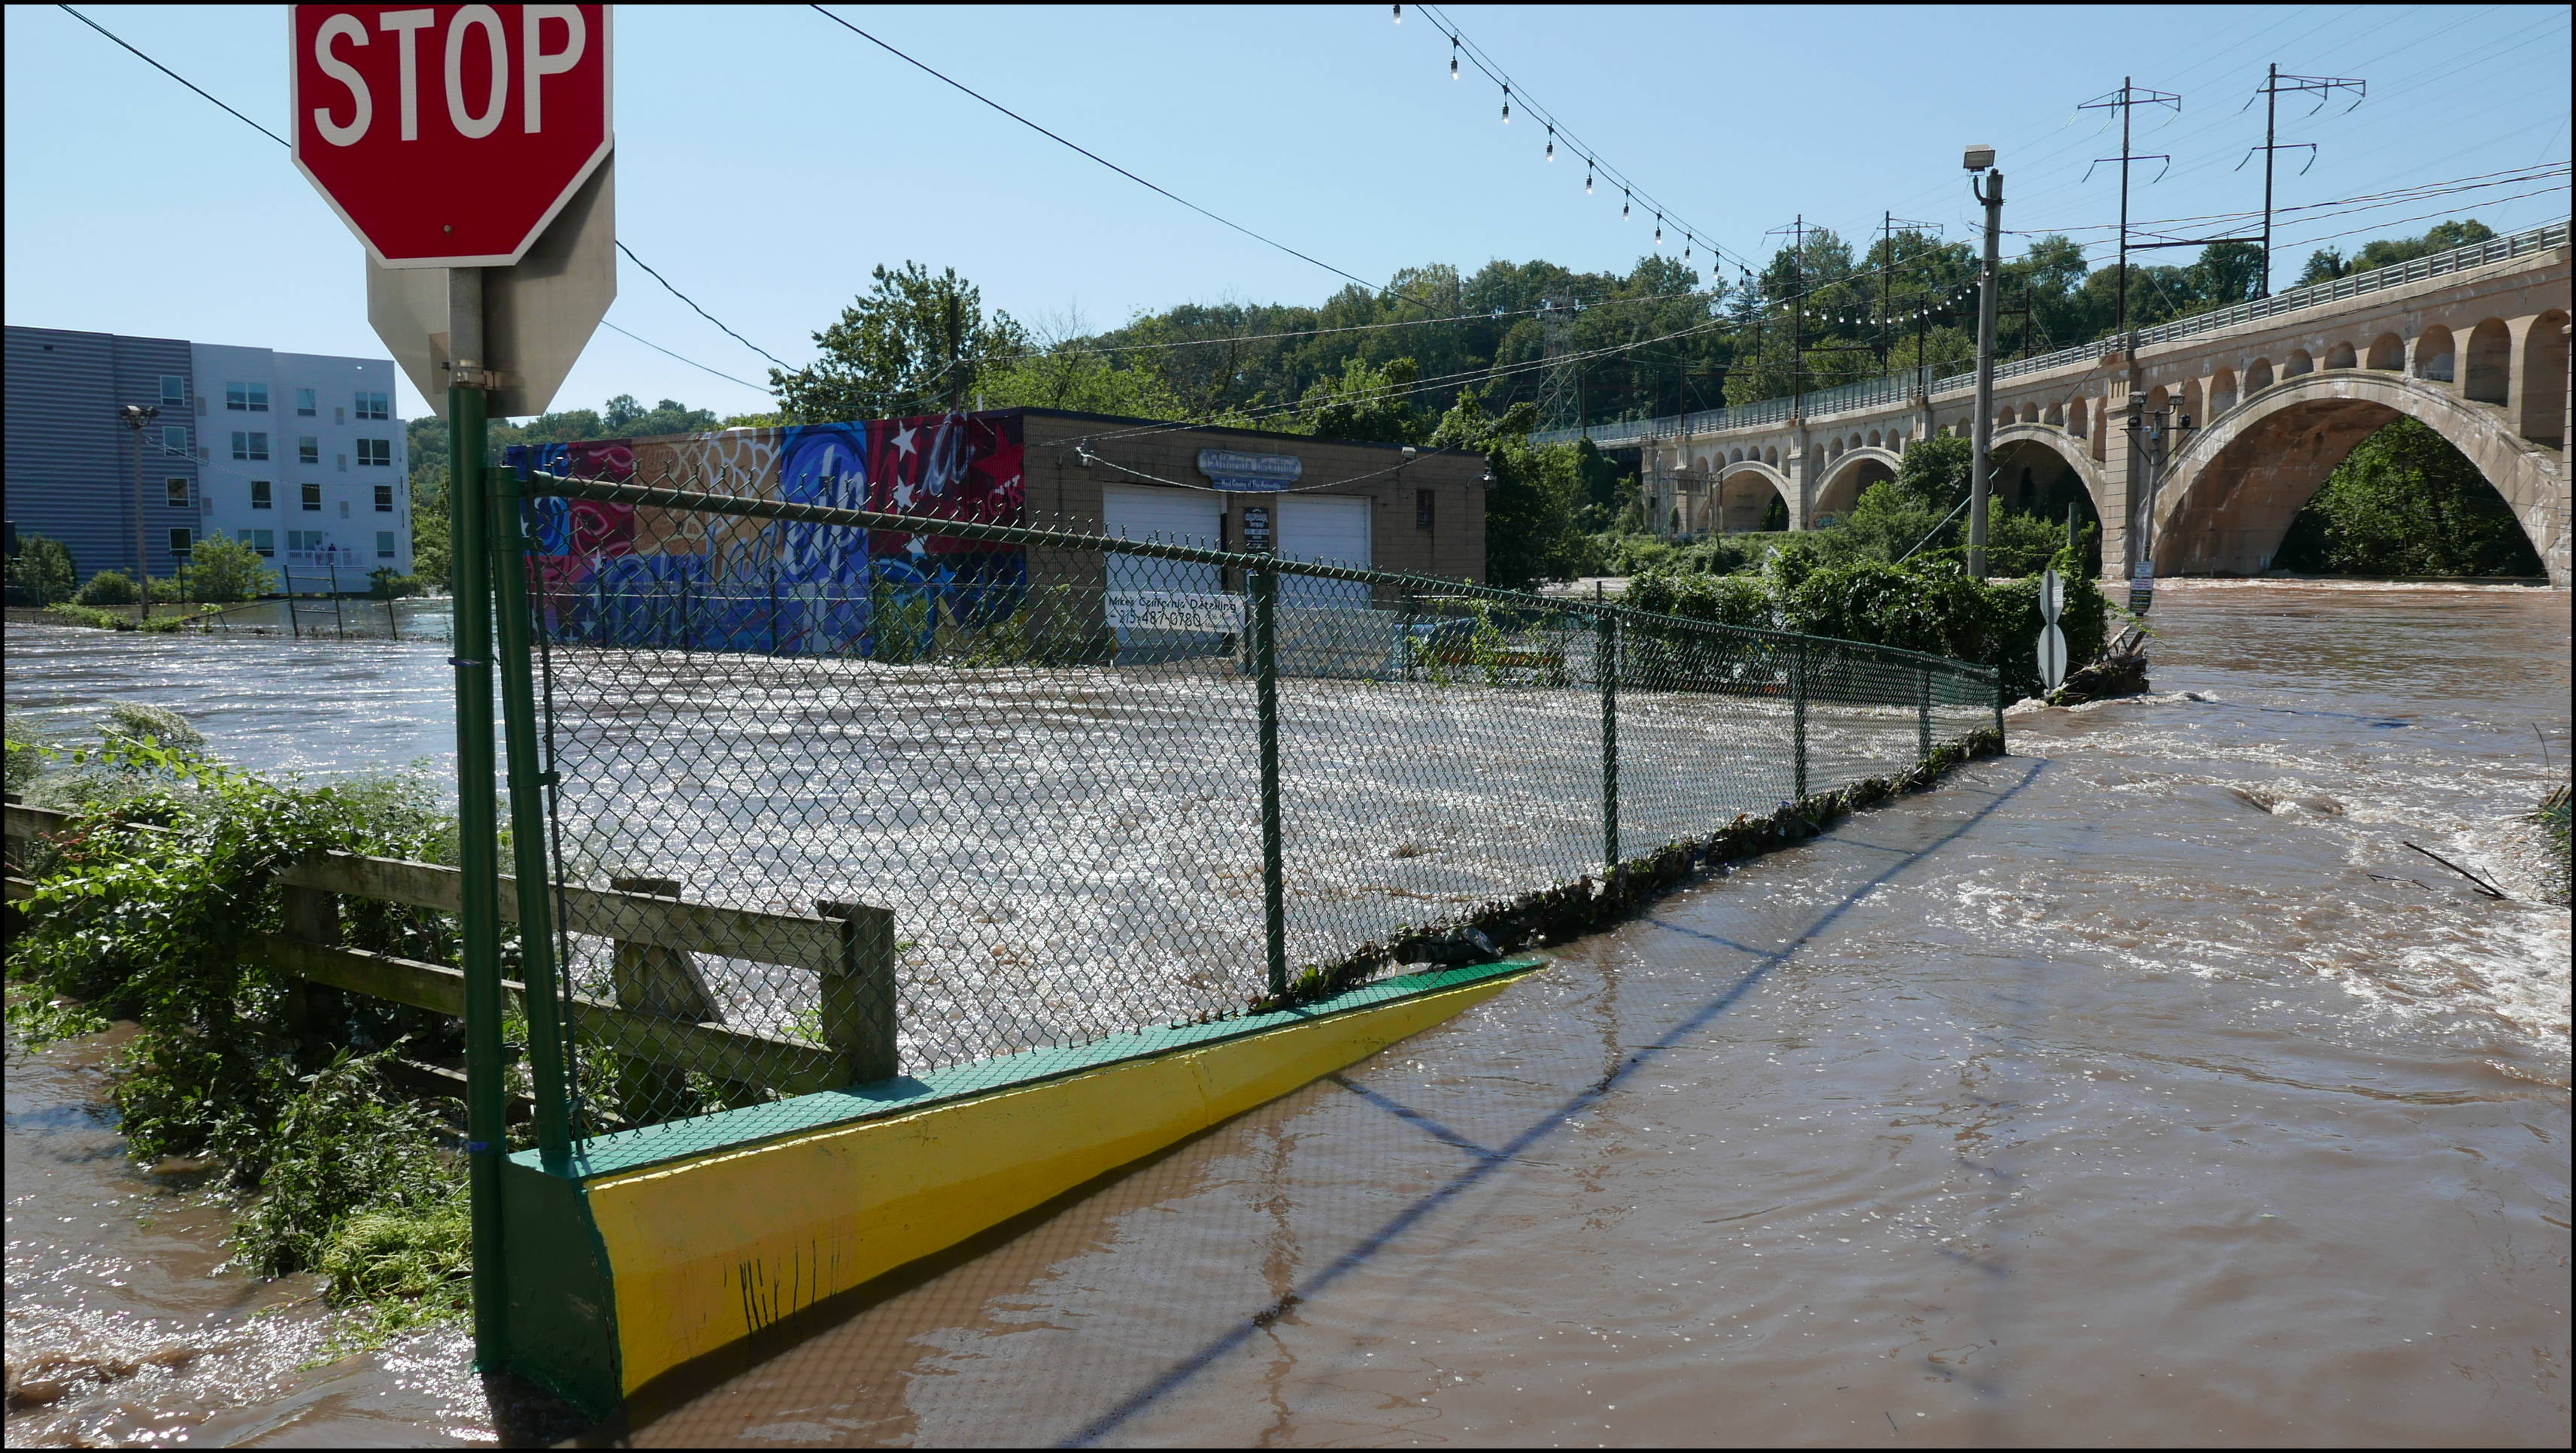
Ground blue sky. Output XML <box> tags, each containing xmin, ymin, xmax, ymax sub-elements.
<box><xmin>7</xmin><ymin>4</ymin><xmax>2568</xmax><ymax>420</ymax></box>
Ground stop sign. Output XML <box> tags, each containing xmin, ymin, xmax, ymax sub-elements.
<box><xmin>293</xmin><ymin>5</ymin><xmax>611</xmax><ymax>268</ymax></box>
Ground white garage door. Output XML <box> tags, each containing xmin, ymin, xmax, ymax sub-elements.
<box><xmin>1276</xmin><ymin>494</ymin><xmax>1371</xmax><ymax>608</ymax></box>
<box><xmin>1103</xmin><ymin>484</ymin><xmax>1227</xmax><ymax>658</ymax></box>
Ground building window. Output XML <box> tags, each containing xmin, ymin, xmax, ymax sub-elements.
<box><xmin>159</xmin><ymin>375</ymin><xmax>187</xmax><ymax>407</ymax></box>
<box><xmin>374</xmin><ymin>484</ymin><xmax>396</xmax><ymax>513</ymax></box>
<box><xmin>301</xmin><ymin>482</ymin><xmax>323</xmax><ymax>511</ymax></box>
<box><xmin>1415</xmin><ymin>488</ymin><xmax>1435</xmax><ymax>531</ymax></box>
<box><xmin>288</xmin><ymin>529</ymin><xmax>325</xmax><ymax>554</ymax></box>
<box><xmin>232</xmin><ymin>431</ymin><xmax>269</xmax><ymax>461</ymax></box>
<box><xmin>295</xmin><ymin>387</ymin><xmax>317</xmax><ymax>417</ymax></box>
<box><xmin>165</xmin><ymin>477</ymin><xmax>190</xmax><ymax>508</ymax></box>
<box><xmin>298</xmin><ymin>436</ymin><xmax>320</xmax><ymax>465</ymax></box>
<box><xmin>169</xmin><ymin>528</ymin><xmax>194</xmax><ymax>557</ymax></box>
<box><xmin>357</xmin><ymin>438</ymin><xmax>392</xmax><ymax>467</ymax></box>
<box><xmin>250</xmin><ymin>480</ymin><xmax>272</xmax><ymax>509</ymax></box>
<box><xmin>237</xmin><ymin>529</ymin><xmax>275</xmax><ymax>557</ymax></box>
<box><xmin>160</xmin><ymin>425</ymin><xmax>190</xmax><ymax>455</ymax></box>
<box><xmin>376</xmin><ymin>531</ymin><xmax>397</xmax><ymax>559</ymax></box>
<box><xmin>355</xmin><ymin>390</ymin><xmax>390</xmax><ymax>420</ymax></box>
<box><xmin>225</xmin><ymin>381</ymin><xmax>269</xmax><ymax>412</ymax></box>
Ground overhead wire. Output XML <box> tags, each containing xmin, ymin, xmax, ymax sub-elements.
<box><xmin>806</xmin><ymin>5</ymin><xmax>1435</xmax><ymax>310</ymax></box>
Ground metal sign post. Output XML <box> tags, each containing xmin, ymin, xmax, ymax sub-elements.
<box><xmin>2037</xmin><ymin>566</ymin><xmax>2069</xmax><ymax>693</ymax></box>
<box><xmin>292</xmin><ymin>2</ymin><xmax>614</xmax><ymax>1373</ymax></box>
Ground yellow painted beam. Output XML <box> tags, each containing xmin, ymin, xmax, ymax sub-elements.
<box><xmin>585</xmin><ymin>966</ymin><xmax>1531</xmax><ymax>1394</ymax></box>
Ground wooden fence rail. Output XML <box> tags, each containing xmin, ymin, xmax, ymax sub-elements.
<box><xmin>4</xmin><ymin>801</ymin><xmax>897</xmax><ymax>1111</ymax></box>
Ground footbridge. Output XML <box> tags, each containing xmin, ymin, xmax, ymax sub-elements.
<box><xmin>1539</xmin><ymin>223</ymin><xmax>2571</xmax><ymax>584</ymax></box>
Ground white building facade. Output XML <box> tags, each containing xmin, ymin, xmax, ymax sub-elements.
<box><xmin>189</xmin><ymin>344</ymin><xmax>411</xmax><ymax>585</ymax></box>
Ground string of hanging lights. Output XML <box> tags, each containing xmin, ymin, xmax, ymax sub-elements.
<box><xmin>1400</xmin><ymin>2</ymin><xmax>1755</xmax><ymax>285</ymax></box>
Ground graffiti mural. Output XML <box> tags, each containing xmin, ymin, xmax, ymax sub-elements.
<box><xmin>510</xmin><ymin>412</ymin><xmax>1024</xmax><ymax>657</ymax></box>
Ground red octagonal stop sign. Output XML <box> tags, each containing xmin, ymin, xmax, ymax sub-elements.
<box><xmin>293</xmin><ymin>4</ymin><xmax>611</xmax><ymax>268</ymax></box>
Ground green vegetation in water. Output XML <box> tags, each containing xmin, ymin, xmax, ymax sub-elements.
<box><xmin>6</xmin><ymin>707</ymin><xmax>474</xmax><ymax>1332</ymax></box>
<box><xmin>2272</xmin><ymin>416</ymin><xmax>2544</xmax><ymax>578</ymax></box>
<box><xmin>2531</xmin><ymin>783</ymin><xmax>2571</xmax><ymax>907</ymax></box>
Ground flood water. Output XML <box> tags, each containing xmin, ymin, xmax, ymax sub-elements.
<box><xmin>5</xmin><ymin>581</ymin><xmax>2568</xmax><ymax>1446</ymax></box>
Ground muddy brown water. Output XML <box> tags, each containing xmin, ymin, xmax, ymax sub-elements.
<box><xmin>5</xmin><ymin>581</ymin><xmax>2568</xmax><ymax>1446</ymax></box>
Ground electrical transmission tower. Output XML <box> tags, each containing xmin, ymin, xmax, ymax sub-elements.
<box><xmin>2241</xmin><ymin>63</ymin><xmax>2366</xmax><ymax>296</ymax></box>
<box><xmin>1535</xmin><ymin>295</ymin><xmax>1579</xmax><ymax>432</ymax></box>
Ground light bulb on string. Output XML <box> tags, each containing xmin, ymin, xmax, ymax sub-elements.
<box><xmin>1546</xmin><ymin>125</ymin><xmax>1555</xmax><ymax>160</ymax></box>
<box><xmin>1392</xmin><ymin>4</ymin><xmax>1401</xmax><ymax>22</ymax></box>
<box><xmin>1450</xmin><ymin>37</ymin><xmax>1458</xmax><ymax>78</ymax></box>
<box><xmin>1584</xmin><ymin>165</ymin><xmax>1594</xmax><ymax>194</ymax></box>
<box><xmin>1500</xmin><ymin>84</ymin><xmax>1509</xmax><ymax>123</ymax></box>
<box><xmin>1654</xmin><ymin>215</ymin><xmax>1662</xmax><ymax>244</ymax></box>
<box><xmin>1622</xmin><ymin>189</ymin><xmax>1631</xmax><ymax>220</ymax></box>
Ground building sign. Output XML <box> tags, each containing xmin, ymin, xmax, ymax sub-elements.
<box><xmin>1241</xmin><ymin>505</ymin><xmax>1273</xmax><ymax>554</ymax></box>
<box><xmin>1106</xmin><ymin>590</ymin><xmax>1245</xmax><ymax>634</ymax></box>
<box><xmin>1197</xmin><ymin>448</ymin><xmax>1302</xmax><ymax>492</ymax></box>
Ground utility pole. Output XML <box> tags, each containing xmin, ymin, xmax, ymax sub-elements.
<box><xmin>1536</xmin><ymin>295</ymin><xmax>1579</xmax><ymax>433</ymax></box>
<box><xmin>1966</xmin><ymin>147</ymin><xmax>2002</xmax><ymax>578</ymax></box>
<box><xmin>117</xmin><ymin>404</ymin><xmax>160</xmax><ymax>620</ymax></box>
<box><xmin>2080</xmin><ymin>77</ymin><xmax>2179</xmax><ymax>338</ymax></box>
<box><xmin>2243</xmin><ymin>63</ymin><xmax>2366</xmax><ymax>296</ymax></box>
<box><xmin>943</xmin><ymin>285</ymin><xmax>966</xmax><ymax>414</ymax></box>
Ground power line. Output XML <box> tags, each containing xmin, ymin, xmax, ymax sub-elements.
<box><xmin>613</xmin><ymin>242</ymin><xmax>795</xmax><ymax>369</ymax></box>
<box><xmin>56</xmin><ymin>5</ymin><xmax>287</xmax><ymax>147</ymax></box>
<box><xmin>806</xmin><ymin>5</ymin><xmax>1432</xmax><ymax>310</ymax></box>
<box><xmin>599</xmin><ymin>322</ymin><xmax>772</xmax><ymax>395</ymax></box>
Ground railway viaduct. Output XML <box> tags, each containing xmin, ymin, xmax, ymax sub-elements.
<box><xmin>1541</xmin><ymin>223</ymin><xmax>2571</xmax><ymax>584</ymax></box>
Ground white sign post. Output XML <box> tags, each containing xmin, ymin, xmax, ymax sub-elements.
<box><xmin>2037</xmin><ymin>566</ymin><xmax>2069</xmax><ymax>694</ymax></box>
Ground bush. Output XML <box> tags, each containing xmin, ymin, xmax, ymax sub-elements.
<box><xmin>7</xmin><ymin>535</ymin><xmax>78</xmax><ymax>605</ymax></box>
<box><xmin>75</xmin><ymin>569</ymin><xmax>141</xmax><ymax>606</ymax></box>
<box><xmin>367</xmin><ymin>568</ymin><xmax>425</xmax><ymax>600</ymax></box>
<box><xmin>174</xmin><ymin>535</ymin><xmax>277</xmax><ymax>603</ymax></box>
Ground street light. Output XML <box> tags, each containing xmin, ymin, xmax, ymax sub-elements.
<box><xmin>116</xmin><ymin>404</ymin><xmax>161</xmax><ymax>620</ymax></box>
<box><xmin>1965</xmin><ymin>147</ymin><xmax>2003</xmax><ymax>578</ymax></box>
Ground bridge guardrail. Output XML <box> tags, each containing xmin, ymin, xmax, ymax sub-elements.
<box><xmin>1534</xmin><ymin>220</ymin><xmax>2566</xmax><ymax>448</ymax></box>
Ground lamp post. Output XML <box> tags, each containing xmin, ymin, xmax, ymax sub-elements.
<box><xmin>1964</xmin><ymin>145</ymin><xmax>2002</xmax><ymax>579</ymax></box>
<box><xmin>117</xmin><ymin>404</ymin><xmax>160</xmax><ymax>620</ymax></box>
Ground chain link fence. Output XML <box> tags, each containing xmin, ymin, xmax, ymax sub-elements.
<box><xmin>510</xmin><ymin>467</ymin><xmax>1998</xmax><ymax>1140</ymax></box>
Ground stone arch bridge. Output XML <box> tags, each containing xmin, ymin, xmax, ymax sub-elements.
<box><xmin>1540</xmin><ymin>223</ymin><xmax>2571</xmax><ymax>584</ymax></box>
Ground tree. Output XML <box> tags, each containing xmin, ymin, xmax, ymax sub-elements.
<box><xmin>770</xmin><ymin>262</ymin><xmax>1029</xmax><ymax>422</ymax></box>
<box><xmin>6</xmin><ymin>535</ymin><xmax>77</xmax><ymax>605</ymax></box>
<box><xmin>1431</xmin><ymin>387</ymin><xmax>1582</xmax><ymax>589</ymax></box>
<box><xmin>177</xmin><ymin>535</ymin><xmax>278</xmax><ymax>603</ymax></box>
<box><xmin>2272</xmin><ymin>416</ymin><xmax>2541</xmax><ymax>576</ymax></box>
<box><xmin>1299</xmin><ymin>356</ymin><xmax>1425</xmax><ymax>444</ymax></box>
<box><xmin>2300</xmin><ymin>220</ymin><xmax>2496</xmax><ymax>285</ymax></box>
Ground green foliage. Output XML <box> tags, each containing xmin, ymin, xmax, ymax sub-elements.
<box><xmin>1298</xmin><ymin>356</ymin><xmax>1428</xmax><ymax>444</ymax></box>
<box><xmin>979</xmin><ymin>344</ymin><xmax>1189</xmax><ymax>419</ymax></box>
<box><xmin>2298</xmin><ymin>220</ymin><xmax>2496</xmax><ymax>286</ymax></box>
<box><xmin>7</xmin><ymin>534</ymin><xmax>79</xmax><ymax>605</ymax></box>
<box><xmin>1430</xmin><ymin>388</ymin><xmax>1586</xmax><ymax>589</ymax></box>
<box><xmin>771</xmin><ymin>262</ymin><xmax>1029</xmax><ymax>423</ymax></box>
<box><xmin>41</xmin><ymin>602</ymin><xmax>194</xmax><ymax>632</ymax></box>
<box><xmin>76</xmin><ymin>569</ymin><xmax>141</xmax><ymax>606</ymax></box>
<box><xmin>2272</xmin><ymin>417</ymin><xmax>2542</xmax><ymax>577</ymax></box>
<box><xmin>8</xmin><ymin>719</ymin><xmax>469</xmax><ymax>1323</ymax></box>
<box><xmin>367</xmin><ymin>568</ymin><xmax>425</xmax><ymax>600</ymax></box>
<box><xmin>177</xmin><ymin>535</ymin><xmax>278</xmax><ymax>603</ymax></box>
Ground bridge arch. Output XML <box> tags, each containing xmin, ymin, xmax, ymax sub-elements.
<box><xmin>2153</xmin><ymin>371</ymin><xmax>2563</xmax><ymax>583</ymax></box>
<box><xmin>2208</xmin><ymin>369</ymin><xmax>2238</xmax><ymax>414</ymax></box>
<box><xmin>2325</xmin><ymin>340</ymin><xmax>2356</xmax><ymax>370</ymax></box>
<box><xmin>1811</xmin><ymin>446</ymin><xmax>1901</xmax><ymax>521</ymax></box>
<box><xmin>2520</xmin><ymin>310</ymin><xmax>2568</xmax><ymax>444</ymax></box>
<box><xmin>2463</xmin><ymin>317</ymin><xmax>2511</xmax><ymax>404</ymax></box>
<box><xmin>1716</xmin><ymin>461</ymin><xmax>1792</xmax><ymax>533</ymax></box>
<box><xmin>1991</xmin><ymin>423</ymin><xmax>2106</xmax><ymax>524</ymax></box>
<box><xmin>2246</xmin><ymin>357</ymin><xmax>2274</xmax><ymax>393</ymax></box>
<box><xmin>2365</xmin><ymin>333</ymin><xmax>2403</xmax><ymax>370</ymax></box>
<box><xmin>2285</xmin><ymin>348</ymin><xmax>2314</xmax><ymax>379</ymax></box>
<box><xmin>2411</xmin><ymin>324</ymin><xmax>2453</xmax><ymax>381</ymax></box>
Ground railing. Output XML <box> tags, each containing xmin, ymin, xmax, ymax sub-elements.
<box><xmin>2</xmin><ymin>801</ymin><xmax>895</xmax><ymax>1123</ymax></box>
<box><xmin>1533</xmin><ymin>220</ymin><xmax>2567</xmax><ymax>447</ymax></box>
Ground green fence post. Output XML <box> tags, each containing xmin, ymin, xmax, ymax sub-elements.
<box><xmin>446</xmin><ymin>269</ymin><xmax>508</xmax><ymax>1371</ymax></box>
<box><xmin>1917</xmin><ymin>663</ymin><xmax>1932</xmax><ymax>762</ymax></box>
<box><xmin>1792</xmin><ymin>638</ymin><xmax>1810</xmax><ymax>800</ymax></box>
<box><xmin>1597</xmin><ymin>596</ymin><xmax>1619</xmax><ymax>876</ymax></box>
<box><xmin>1253</xmin><ymin>563</ymin><xmax>1285</xmax><ymax>997</ymax></box>
<box><xmin>488</xmin><ymin>472</ymin><xmax>574</xmax><ymax>1164</ymax></box>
